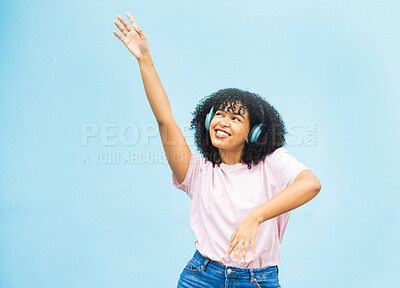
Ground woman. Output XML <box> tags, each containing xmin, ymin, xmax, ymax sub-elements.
<box><xmin>113</xmin><ymin>12</ymin><xmax>321</xmax><ymax>287</ymax></box>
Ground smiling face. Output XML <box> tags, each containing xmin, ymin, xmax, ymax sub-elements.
<box><xmin>209</xmin><ymin>101</ymin><xmax>251</xmax><ymax>153</ymax></box>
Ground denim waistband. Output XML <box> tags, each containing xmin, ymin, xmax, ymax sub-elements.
<box><xmin>191</xmin><ymin>249</ymin><xmax>278</xmax><ymax>279</ymax></box>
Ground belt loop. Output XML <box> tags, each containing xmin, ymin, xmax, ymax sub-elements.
<box><xmin>201</xmin><ymin>258</ymin><xmax>210</xmax><ymax>272</ymax></box>
<box><xmin>276</xmin><ymin>265</ymin><xmax>279</xmax><ymax>274</ymax></box>
<box><xmin>250</xmin><ymin>268</ymin><xmax>255</xmax><ymax>284</ymax></box>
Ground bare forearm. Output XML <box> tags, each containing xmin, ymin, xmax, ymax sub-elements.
<box><xmin>250</xmin><ymin>174</ymin><xmax>321</xmax><ymax>224</ymax></box>
<box><xmin>138</xmin><ymin>53</ymin><xmax>173</xmax><ymax>124</ymax></box>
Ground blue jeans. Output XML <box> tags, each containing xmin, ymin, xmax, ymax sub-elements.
<box><xmin>177</xmin><ymin>249</ymin><xmax>281</xmax><ymax>288</ymax></box>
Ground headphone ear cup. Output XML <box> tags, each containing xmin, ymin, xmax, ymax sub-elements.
<box><xmin>248</xmin><ymin>124</ymin><xmax>263</xmax><ymax>143</ymax></box>
<box><xmin>205</xmin><ymin>106</ymin><xmax>215</xmax><ymax>131</ymax></box>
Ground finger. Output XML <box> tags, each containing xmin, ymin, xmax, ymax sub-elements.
<box><xmin>233</xmin><ymin>241</ymin><xmax>244</xmax><ymax>262</ymax></box>
<box><xmin>126</xmin><ymin>12</ymin><xmax>139</xmax><ymax>29</ymax></box>
<box><xmin>117</xmin><ymin>14</ymin><xmax>132</xmax><ymax>32</ymax></box>
<box><xmin>229</xmin><ymin>232</ymin><xmax>236</xmax><ymax>243</ymax></box>
<box><xmin>114</xmin><ymin>20</ymin><xmax>128</xmax><ymax>36</ymax></box>
<box><xmin>132</xmin><ymin>25</ymin><xmax>145</xmax><ymax>40</ymax></box>
<box><xmin>241</xmin><ymin>242</ymin><xmax>249</xmax><ymax>263</ymax></box>
<box><xmin>113</xmin><ymin>30</ymin><xmax>124</xmax><ymax>41</ymax></box>
<box><xmin>251</xmin><ymin>240</ymin><xmax>256</xmax><ymax>257</ymax></box>
<box><xmin>226</xmin><ymin>238</ymin><xmax>238</xmax><ymax>257</ymax></box>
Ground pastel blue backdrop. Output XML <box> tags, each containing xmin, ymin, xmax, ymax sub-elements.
<box><xmin>1</xmin><ymin>0</ymin><xmax>399</xmax><ymax>287</ymax></box>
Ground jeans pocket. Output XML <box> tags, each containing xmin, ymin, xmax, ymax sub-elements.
<box><xmin>254</xmin><ymin>275</ymin><xmax>280</xmax><ymax>288</ymax></box>
<box><xmin>183</xmin><ymin>258</ymin><xmax>202</xmax><ymax>273</ymax></box>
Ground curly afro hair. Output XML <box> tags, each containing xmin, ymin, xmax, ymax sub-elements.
<box><xmin>190</xmin><ymin>88</ymin><xmax>287</xmax><ymax>169</ymax></box>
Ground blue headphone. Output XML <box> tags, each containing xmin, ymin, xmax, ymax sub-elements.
<box><xmin>205</xmin><ymin>104</ymin><xmax>265</xmax><ymax>143</ymax></box>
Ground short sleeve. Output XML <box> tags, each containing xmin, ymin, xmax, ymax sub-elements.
<box><xmin>270</xmin><ymin>147</ymin><xmax>310</xmax><ymax>190</ymax></box>
<box><xmin>172</xmin><ymin>150</ymin><xmax>205</xmax><ymax>199</ymax></box>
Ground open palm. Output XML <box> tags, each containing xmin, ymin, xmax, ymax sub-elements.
<box><xmin>113</xmin><ymin>12</ymin><xmax>149</xmax><ymax>60</ymax></box>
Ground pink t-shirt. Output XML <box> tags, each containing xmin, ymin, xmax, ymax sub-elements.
<box><xmin>172</xmin><ymin>147</ymin><xmax>310</xmax><ymax>268</ymax></box>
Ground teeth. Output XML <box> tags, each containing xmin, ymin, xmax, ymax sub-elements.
<box><xmin>216</xmin><ymin>130</ymin><xmax>229</xmax><ymax>136</ymax></box>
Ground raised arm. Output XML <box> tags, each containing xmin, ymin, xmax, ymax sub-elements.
<box><xmin>113</xmin><ymin>12</ymin><xmax>190</xmax><ymax>184</ymax></box>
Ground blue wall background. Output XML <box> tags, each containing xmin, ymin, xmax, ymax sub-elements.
<box><xmin>1</xmin><ymin>0</ymin><xmax>399</xmax><ymax>287</ymax></box>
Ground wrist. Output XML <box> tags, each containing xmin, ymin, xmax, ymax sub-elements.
<box><xmin>249</xmin><ymin>210</ymin><xmax>263</xmax><ymax>225</ymax></box>
<box><xmin>137</xmin><ymin>52</ymin><xmax>152</xmax><ymax>66</ymax></box>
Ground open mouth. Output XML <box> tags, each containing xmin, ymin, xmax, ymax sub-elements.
<box><xmin>214</xmin><ymin>129</ymin><xmax>231</xmax><ymax>138</ymax></box>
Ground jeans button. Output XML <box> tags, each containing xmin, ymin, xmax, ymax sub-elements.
<box><xmin>227</xmin><ymin>268</ymin><xmax>232</xmax><ymax>273</ymax></box>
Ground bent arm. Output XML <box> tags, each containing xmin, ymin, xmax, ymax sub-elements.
<box><xmin>250</xmin><ymin>169</ymin><xmax>322</xmax><ymax>224</ymax></box>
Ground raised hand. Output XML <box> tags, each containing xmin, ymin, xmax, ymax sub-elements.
<box><xmin>113</xmin><ymin>12</ymin><xmax>149</xmax><ymax>60</ymax></box>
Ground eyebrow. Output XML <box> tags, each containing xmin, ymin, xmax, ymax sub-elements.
<box><xmin>216</xmin><ymin>109</ymin><xmax>246</xmax><ymax>119</ymax></box>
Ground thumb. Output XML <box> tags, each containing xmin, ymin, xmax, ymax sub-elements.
<box><xmin>133</xmin><ymin>26</ymin><xmax>144</xmax><ymax>38</ymax></box>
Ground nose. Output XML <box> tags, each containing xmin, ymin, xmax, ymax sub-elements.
<box><xmin>218</xmin><ymin>119</ymin><xmax>230</xmax><ymax>127</ymax></box>
<box><xmin>212</xmin><ymin>113</ymin><xmax>231</xmax><ymax>128</ymax></box>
